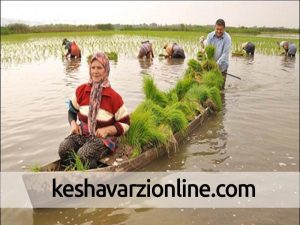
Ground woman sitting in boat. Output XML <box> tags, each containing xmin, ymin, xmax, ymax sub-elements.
<box><xmin>58</xmin><ymin>51</ymin><xmax>130</xmax><ymax>169</ymax></box>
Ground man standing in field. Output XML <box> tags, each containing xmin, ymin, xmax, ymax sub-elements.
<box><xmin>205</xmin><ymin>19</ymin><xmax>231</xmax><ymax>89</ymax></box>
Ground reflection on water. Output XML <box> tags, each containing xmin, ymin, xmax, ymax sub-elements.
<box><xmin>138</xmin><ymin>58</ymin><xmax>153</xmax><ymax>69</ymax></box>
<box><xmin>164</xmin><ymin>58</ymin><xmax>185</xmax><ymax>65</ymax></box>
<box><xmin>281</xmin><ymin>55</ymin><xmax>296</xmax><ymax>69</ymax></box>
<box><xmin>1</xmin><ymin>207</ymin><xmax>299</xmax><ymax>225</ymax></box>
<box><xmin>145</xmin><ymin>108</ymin><xmax>229</xmax><ymax>172</ymax></box>
<box><xmin>63</xmin><ymin>58</ymin><xmax>82</xmax><ymax>75</ymax></box>
<box><xmin>32</xmin><ymin>208</ymin><xmax>132</xmax><ymax>225</ymax></box>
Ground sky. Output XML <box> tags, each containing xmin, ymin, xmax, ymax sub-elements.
<box><xmin>1</xmin><ymin>1</ymin><xmax>299</xmax><ymax>28</ymax></box>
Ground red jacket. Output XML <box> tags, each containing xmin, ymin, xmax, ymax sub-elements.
<box><xmin>71</xmin><ymin>83</ymin><xmax>130</xmax><ymax>137</ymax></box>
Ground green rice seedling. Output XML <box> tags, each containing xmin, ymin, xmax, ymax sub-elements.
<box><xmin>131</xmin><ymin>147</ymin><xmax>142</xmax><ymax>158</ymax></box>
<box><xmin>201</xmin><ymin>59</ymin><xmax>219</xmax><ymax>72</ymax></box>
<box><xmin>30</xmin><ymin>164</ymin><xmax>41</xmax><ymax>172</ymax></box>
<box><xmin>168</xmin><ymin>101</ymin><xmax>197</xmax><ymax>122</ymax></box>
<box><xmin>183</xmin><ymin>67</ymin><xmax>194</xmax><ymax>80</ymax></box>
<box><xmin>162</xmin><ymin>106</ymin><xmax>188</xmax><ymax>134</ymax></box>
<box><xmin>143</xmin><ymin>76</ymin><xmax>168</xmax><ymax>107</ymax></box>
<box><xmin>174</xmin><ymin>77</ymin><xmax>195</xmax><ymax>100</ymax></box>
<box><xmin>124</xmin><ymin>110</ymin><xmax>169</xmax><ymax>154</ymax></box>
<box><xmin>187</xmin><ymin>59</ymin><xmax>202</xmax><ymax>73</ymax></box>
<box><xmin>196</xmin><ymin>51</ymin><xmax>206</xmax><ymax>61</ymax></box>
<box><xmin>232</xmin><ymin>49</ymin><xmax>246</xmax><ymax>57</ymax></box>
<box><xmin>104</xmin><ymin>51</ymin><xmax>118</xmax><ymax>61</ymax></box>
<box><xmin>157</xmin><ymin>124</ymin><xmax>177</xmax><ymax>153</ymax></box>
<box><xmin>165</xmin><ymin>89</ymin><xmax>179</xmax><ymax>105</ymax></box>
<box><xmin>208</xmin><ymin>87</ymin><xmax>222</xmax><ymax>111</ymax></box>
<box><xmin>205</xmin><ymin>45</ymin><xmax>215</xmax><ymax>60</ymax></box>
<box><xmin>65</xmin><ymin>150</ymin><xmax>90</xmax><ymax>171</ymax></box>
<box><xmin>158</xmin><ymin>124</ymin><xmax>173</xmax><ymax>139</ymax></box>
<box><xmin>201</xmin><ymin>70</ymin><xmax>224</xmax><ymax>90</ymax></box>
<box><xmin>184</xmin><ymin>84</ymin><xmax>210</xmax><ymax>103</ymax></box>
<box><xmin>134</xmin><ymin>100</ymin><xmax>165</xmax><ymax>125</ymax></box>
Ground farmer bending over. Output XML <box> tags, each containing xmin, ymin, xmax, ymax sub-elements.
<box><xmin>62</xmin><ymin>38</ymin><xmax>82</xmax><ymax>59</ymax></box>
<box><xmin>279</xmin><ymin>41</ymin><xmax>297</xmax><ymax>57</ymax></box>
<box><xmin>242</xmin><ymin>42</ymin><xmax>255</xmax><ymax>55</ymax></box>
<box><xmin>138</xmin><ymin>40</ymin><xmax>154</xmax><ymax>59</ymax></box>
<box><xmin>163</xmin><ymin>43</ymin><xmax>186</xmax><ymax>59</ymax></box>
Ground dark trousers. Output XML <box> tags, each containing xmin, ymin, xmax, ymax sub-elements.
<box><xmin>58</xmin><ymin>134</ymin><xmax>110</xmax><ymax>169</ymax></box>
<box><xmin>221</xmin><ymin>71</ymin><xmax>227</xmax><ymax>90</ymax></box>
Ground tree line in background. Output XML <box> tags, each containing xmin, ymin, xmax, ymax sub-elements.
<box><xmin>1</xmin><ymin>23</ymin><xmax>299</xmax><ymax>35</ymax></box>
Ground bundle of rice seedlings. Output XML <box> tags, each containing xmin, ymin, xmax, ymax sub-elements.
<box><xmin>174</xmin><ymin>77</ymin><xmax>195</xmax><ymax>100</ymax></box>
<box><xmin>201</xmin><ymin>70</ymin><xmax>224</xmax><ymax>90</ymax></box>
<box><xmin>131</xmin><ymin>148</ymin><xmax>142</xmax><ymax>158</ymax></box>
<box><xmin>165</xmin><ymin>89</ymin><xmax>179</xmax><ymax>105</ymax></box>
<box><xmin>143</xmin><ymin>76</ymin><xmax>168</xmax><ymax>107</ymax></box>
<box><xmin>187</xmin><ymin>59</ymin><xmax>202</xmax><ymax>73</ymax></box>
<box><xmin>135</xmin><ymin>100</ymin><xmax>165</xmax><ymax>125</ymax></box>
<box><xmin>184</xmin><ymin>85</ymin><xmax>210</xmax><ymax>103</ymax></box>
<box><xmin>30</xmin><ymin>164</ymin><xmax>41</xmax><ymax>172</ymax></box>
<box><xmin>158</xmin><ymin>124</ymin><xmax>178</xmax><ymax>154</ymax></box>
<box><xmin>196</xmin><ymin>51</ymin><xmax>206</xmax><ymax>61</ymax></box>
<box><xmin>205</xmin><ymin>45</ymin><xmax>215</xmax><ymax>60</ymax></box>
<box><xmin>124</xmin><ymin>110</ymin><xmax>169</xmax><ymax>155</ymax></box>
<box><xmin>208</xmin><ymin>87</ymin><xmax>222</xmax><ymax>111</ymax></box>
<box><xmin>201</xmin><ymin>59</ymin><xmax>219</xmax><ymax>71</ymax></box>
<box><xmin>65</xmin><ymin>150</ymin><xmax>90</xmax><ymax>171</ymax></box>
<box><xmin>232</xmin><ymin>50</ymin><xmax>246</xmax><ymax>57</ymax></box>
<box><xmin>168</xmin><ymin>101</ymin><xmax>197</xmax><ymax>121</ymax></box>
<box><xmin>162</xmin><ymin>106</ymin><xmax>188</xmax><ymax>134</ymax></box>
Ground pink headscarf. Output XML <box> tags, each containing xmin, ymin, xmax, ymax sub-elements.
<box><xmin>88</xmin><ymin>52</ymin><xmax>111</xmax><ymax>136</ymax></box>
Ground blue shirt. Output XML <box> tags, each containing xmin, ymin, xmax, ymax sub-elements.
<box><xmin>206</xmin><ymin>31</ymin><xmax>231</xmax><ymax>72</ymax></box>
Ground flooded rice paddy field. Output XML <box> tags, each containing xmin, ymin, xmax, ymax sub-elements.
<box><xmin>1</xmin><ymin>34</ymin><xmax>299</xmax><ymax>225</ymax></box>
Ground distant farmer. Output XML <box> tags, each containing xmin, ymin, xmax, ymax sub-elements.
<box><xmin>137</xmin><ymin>40</ymin><xmax>154</xmax><ymax>59</ymax></box>
<box><xmin>62</xmin><ymin>38</ymin><xmax>81</xmax><ymax>59</ymax></box>
<box><xmin>205</xmin><ymin>19</ymin><xmax>231</xmax><ymax>89</ymax></box>
<box><xmin>242</xmin><ymin>42</ymin><xmax>255</xmax><ymax>55</ymax></box>
<box><xmin>279</xmin><ymin>41</ymin><xmax>297</xmax><ymax>57</ymax></box>
<box><xmin>163</xmin><ymin>43</ymin><xmax>186</xmax><ymax>59</ymax></box>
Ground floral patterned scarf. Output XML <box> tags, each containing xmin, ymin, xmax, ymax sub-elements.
<box><xmin>88</xmin><ymin>52</ymin><xmax>111</xmax><ymax>136</ymax></box>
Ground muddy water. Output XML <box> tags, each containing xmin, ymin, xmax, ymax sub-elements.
<box><xmin>1</xmin><ymin>36</ymin><xmax>299</xmax><ymax>225</ymax></box>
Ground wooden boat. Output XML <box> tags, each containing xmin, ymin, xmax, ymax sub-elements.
<box><xmin>39</xmin><ymin>107</ymin><xmax>212</xmax><ymax>172</ymax></box>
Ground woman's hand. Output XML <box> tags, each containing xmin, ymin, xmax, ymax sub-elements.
<box><xmin>95</xmin><ymin>127</ymin><xmax>110</xmax><ymax>138</ymax></box>
<box><xmin>70</xmin><ymin>121</ymin><xmax>81</xmax><ymax>135</ymax></box>
<box><xmin>95</xmin><ymin>126</ymin><xmax>117</xmax><ymax>138</ymax></box>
